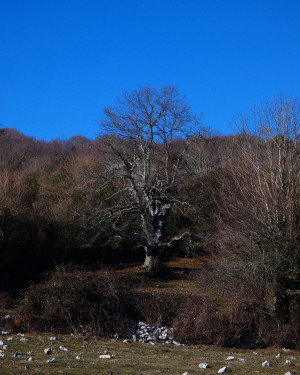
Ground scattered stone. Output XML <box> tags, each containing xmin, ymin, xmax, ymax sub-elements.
<box><xmin>276</xmin><ymin>353</ymin><xmax>282</xmax><ymax>358</ymax></box>
<box><xmin>49</xmin><ymin>337</ymin><xmax>57</xmax><ymax>341</ymax></box>
<box><xmin>46</xmin><ymin>357</ymin><xmax>56</xmax><ymax>363</ymax></box>
<box><xmin>253</xmin><ymin>352</ymin><xmax>258</xmax><ymax>355</ymax></box>
<box><xmin>4</xmin><ymin>314</ymin><xmax>13</xmax><ymax>320</ymax></box>
<box><xmin>25</xmin><ymin>365</ymin><xmax>29</xmax><ymax>370</ymax></box>
<box><xmin>285</xmin><ymin>372</ymin><xmax>294</xmax><ymax>375</ymax></box>
<box><xmin>0</xmin><ymin>340</ymin><xmax>3</xmax><ymax>345</ymax></box>
<box><xmin>226</xmin><ymin>356</ymin><xmax>235</xmax><ymax>360</ymax></box>
<box><xmin>286</xmin><ymin>359</ymin><xmax>292</xmax><ymax>365</ymax></box>
<box><xmin>13</xmin><ymin>352</ymin><xmax>21</xmax><ymax>357</ymax></box>
<box><xmin>99</xmin><ymin>354</ymin><xmax>115</xmax><ymax>359</ymax></box>
<box><xmin>44</xmin><ymin>348</ymin><xmax>52</xmax><ymax>355</ymax></box>
<box><xmin>20</xmin><ymin>337</ymin><xmax>28</xmax><ymax>342</ymax></box>
<box><xmin>3</xmin><ymin>345</ymin><xmax>9</xmax><ymax>350</ymax></box>
<box><xmin>182</xmin><ymin>372</ymin><xmax>190</xmax><ymax>375</ymax></box>
<box><xmin>199</xmin><ymin>363</ymin><xmax>210</xmax><ymax>369</ymax></box>
<box><xmin>239</xmin><ymin>358</ymin><xmax>245</xmax><ymax>362</ymax></box>
<box><xmin>123</xmin><ymin>339</ymin><xmax>132</xmax><ymax>344</ymax></box>
<box><xmin>283</xmin><ymin>348</ymin><xmax>291</xmax><ymax>352</ymax></box>
<box><xmin>0</xmin><ymin>352</ymin><xmax>4</xmax><ymax>357</ymax></box>
<box><xmin>1</xmin><ymin>330</ymin><xmax>9</xmax><ymax>335</ymax></box>
<box><xmin>218</xmin><ymin>367</ymin><xmax>228</xmax><ymax>373</ymax></box>
<box><xmin>262</xmin><ymin>360</ymin><xmax>270</xmax><ymax>367</ymax></box>
<box><xmin>59</xmin><ymin>345</ymin><xmax>69</xmax><ymax>352</ymax></box>
<box><xmin>17</xmin><ymin>333</ymin><xmax>25</xmax><ymax>336</ymax></box>
<box><xmin>7</xmin><ymin>337</ymin><xmax>13</xmax><ymax>341</ymax></box>
<box><xmin>28</xmin><ymin>357</ymin><xmax>33</xmax><ymax>361</ymax></box>
<box><xmin>26</xmin><ymin>352</ymin><xmax>32</xmax><ymax>356</ymax></box>
<box><xmin>75</xmin><ymin>355</ymin><xmax>80</xmax><ymax>360</ymax></box>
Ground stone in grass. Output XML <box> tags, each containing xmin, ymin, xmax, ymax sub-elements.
<box><xmin>99</xmin><ymin>354</ymin><xmax>115</xmax><ymax>359</ymax></box>
<box><xmin>3</xmin><ymin>345</ymin><xmax>9</xmax><ymax>350</ymax></box>
<box><xmin>46</xmin><ymin>358</ymin><xmax>56</xmax><ymax>363</ymax></box>
<box><xmin>285</xmin><ymin>372</ymin><xmax>294</xmax><ymax>375</ymax></box>
<box><xmin>0</xmin><ymin>352</ymin><xmax>4</xmax><ymax>358</ymax></box>
<box><xmin>20</xmin><ymin>337</ymin><xmax>28</xmax><ymax>342</ymax></box>
<box><xmin>25</xmin><ymin>365</ymin><xmax>29</xmax><ymax>370</ymax></box>
<box><xmin>182</xmin><ymin>372</ymin><xmax>190</xmax><ymax>375</ymax></box>
<box><xmin>75</xmin><ymin>355</ymin><xmax>80</xmax><ymax>360</ymax></box>
<box><xmin>276</xmin><ymin>353</ymin><xmax>282</xmax><ymax>358</ymax></box>
<box><xmin>218</xmin><ymin>367</ymin><xmax>228</xmax><ymax>374</ymax></box>
<box><xmin>199</xmin><ymin>363</ymin><xmax>210</xmax><ymax>369</ymax></box>
<box><xmin>28</xmin><ymin>357</ymin><xmax>33</xmax><ymax>362</ymax></box>
<box><xmin>226</xmin><ymin>356</ymin><xmax>235</xmax><ymax>360</ymax></box>
<box><xmin>13</xmin><ymin>352</ymin><xmax>21</xmax><ymax>357</ymax></box>
<box><xmin>49</xmin><ymin>337</ymin><xmax>57</xmax><ymax>341</ymax></box>
<box><xmin>0</xmin><ymin>340</ymin><xmax>3</xmax><ymax>345</ymax></box>
<box><xmin>262</xmin><ymin>360</ymin><xmax>270</xmax><ymax>367</ymax></box>
<box><xmin>59</xmin><ymin>345</ymin><xmax>69</xmax><ymax>352</ymax></box>
<box><xmin>286</xmin><ymin>359</ymin><xmax>293</xmax><ymax>365</ymax></box>
<box><xmin>44</xmin><ymin>348</ymin><xmax>52</xmax><ymax>355</ymax></box>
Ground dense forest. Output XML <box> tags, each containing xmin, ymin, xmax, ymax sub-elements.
<box><xmin>1</xmin><ymin>88</ymin><xmax>300</xmax><ymax>347</ymax></box>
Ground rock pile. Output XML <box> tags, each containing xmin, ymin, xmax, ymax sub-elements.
<box><xmin>121</xmin><ymin>321</ymin><xmax>177</xmax><ymax>345</ymax></box>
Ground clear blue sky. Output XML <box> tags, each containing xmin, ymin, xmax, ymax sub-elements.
<box><xmin>1</xmin><ymin>0</ymin><xmax>300</xmax><ymax>140</ymax></box>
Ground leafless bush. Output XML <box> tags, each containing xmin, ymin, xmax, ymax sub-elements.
<box><xmin>17</xmin><ymin>269</ymin><xmax>137</xmax><ymax>335</ymax></box>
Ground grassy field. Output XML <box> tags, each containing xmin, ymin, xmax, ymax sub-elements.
<box><xmin>0</xmin><ymin>333</ymin><xmax>299</xmax><ymax>375</ymax></box>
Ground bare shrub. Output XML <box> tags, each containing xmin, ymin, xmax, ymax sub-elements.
<box><xmin>17</xmin><ymin>269</ymin><xmax>137</xmax><ymax>335</ymax></box>
<box><xmin>135</xmin><ymin>291</ymin><xmax>186</xmax><ymax>327</ymax></box>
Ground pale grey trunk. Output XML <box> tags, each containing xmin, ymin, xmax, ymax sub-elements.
<box><xmin>142</xmin><ymin>253</ymin><xmax>161</xmax><ymax>271</ymax></box>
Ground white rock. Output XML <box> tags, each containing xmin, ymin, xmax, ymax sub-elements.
<box><xmin>20</xmin><ymin>337</ymin><xmax>28</xmax><ymax>342</ymax></box>
<box><xmin>99</xmin><ymin>353</ymin><xmax>115</xmax><ymax>359</ymax></box>
<box><xmin>44</xmin><ymin>348</ymin><xmax>52</xmax><ymax>355</ymax></box>
<box><xmin>26</xmin><ymin>352</ymin><xmax>32</xmax><ymax>356</ymax></box>
<box><xmin>28</xmin><ymin>357</ymin><xmax>33</xmax><ymax>361</ymax></box>
<box><xmin>286</xmin><ymin>359</ymin><xmax>292</xmax><ymax>365</ymax></box>
<box><xmin>173</xmin><ymin>340</ymin><xmax>181</xmax><ymax>346</ymax></box>
<box><xmin>239</xmin><ymin>358</ymin><xmax>245</xmax><ymax>362</ymax></box>
<box><xmin>182</xmin><ymin>372</ymin><xmax>190</xmax><ymax>375</ymax></box>
<box><xmin>0</xmin><ymin>340</ymin><xmax>3</xmax><ymax>345</ymax></box>
<box><xmin>46</xmin><ymin>357</ymin><xmax>56</xmax><ymax>363</ymax></box>
<box><xmin>3</xmin><ymin>345</ymin><xmax>9</xmax><ymax>349</ymax></box>
<box><xmin>226</xmin><ymin>356</ymin><xmax>235</xmax><ymax>360</ymax></box>
<box><xmin>75</xmin><ymin>355</ymin><xmax>80</xmax><ymax>360</ymax></box>
<box><xmin>218</xmin><ymin>367</ymin><xmax>228</xmax><ymax>374</ymax></box>
<box><xmin>7</xmin><ymin>337</ymin><xmax>13</xmax><ymax>341</ymax></box>
<box><xmin>49</xmin><ymin>337</ymin><xmax>57</xmax><ymax>341</ymax></box>
<box><xmin>276</xmin><ymin>353</ymin><xmax>282</xmax><ymax>358</ymax></box>
<box><xmin>262</xmin><ymin>360</ymin><xmax>270</xmax><ymax>367</ymax></box>
<box><xmin>283</xmin><ymin>348</ymin><xmax>291</xmax><ymax>352</ymax></box>
<box><xmin>25</xmin><ymin>365</ymin><xmax>29</xmax><ymax>370</ymax></box>
<box><xmin>14</xmin><ymin>352</ymin><xmax>21</xmax><ymax>357</ymax></box>
<box><xmin>17</xmin><ymin>333</ymin><xmax>24</xmax><ymax>336</ymax></box>
<box><xmin>253</xmin><ymin>352</ymin><xmax>258</xmax><ymax>355</ymax></box>
<box><xmin>59</xmin><ymin>345</ymin><xmax>68</xmax><ymax>352</ymax></box>
<box><xmin>0</xmin><ymin>353</ymin><xmax>4</xmax><ymax>357</ymax></box>
<box><xmin>199</xmin><ymin>363</ymin><xmax>210</xmax><ymax>369</ymax></box>
<box><xmin>284</xmin><ymin>372</ymin><xmax>294</xmax><ymax>375</ymax></box>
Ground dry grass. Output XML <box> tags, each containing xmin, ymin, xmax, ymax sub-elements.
<box><xmin>117</xmin><ymin>257</ymin><xmax>206</xmax><ymax>295</ymax></box>
<box><xmin>0</xmin><ymin>333</ymin><xmax>299</xmax><ymax>374</ymax></box>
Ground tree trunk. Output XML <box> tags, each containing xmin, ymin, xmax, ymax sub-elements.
<box><xmin>141</xmin><ymin>253</ymin><xmax>161</xmax><ymax>272</ymax></box>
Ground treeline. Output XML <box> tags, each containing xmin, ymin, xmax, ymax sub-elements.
<box><xmin>0</xmin><ymin>127</ymin><xmax>226</xmax><ymax>290</ymax></box>
<box><xmin>1</xmin><ymin>95</ymin><xmax>300</xmax><ymax>346</ymax></box>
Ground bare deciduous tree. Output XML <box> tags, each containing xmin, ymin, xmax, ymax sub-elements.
<box><xmin>93</xmin><ymin>86</ymin><xmax>202</xmax><ymax>271</ymax></box>
<box><xmin>216</xmin><ymin>97</ymin><xmax>300</xmax><ymax>321</ymax></box>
